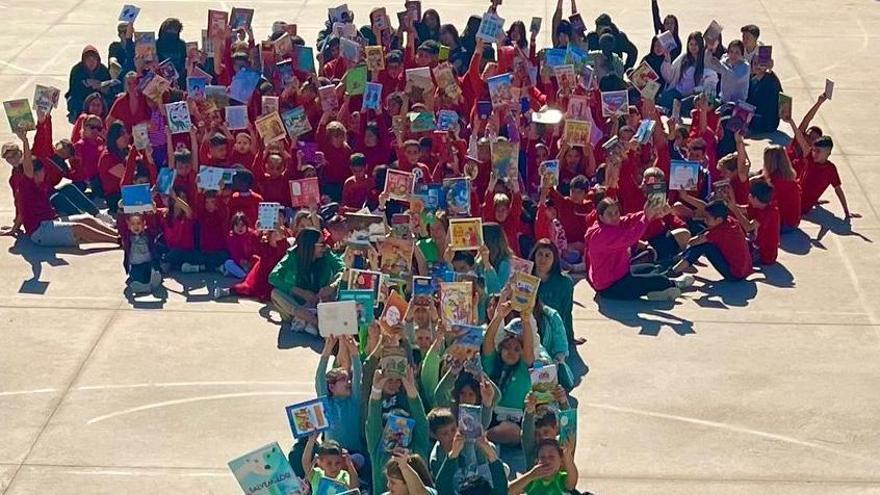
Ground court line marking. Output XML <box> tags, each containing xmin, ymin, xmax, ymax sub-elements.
<box><xmin>8</xmin><ymin>40</ymin><xmax>75</xmax><ymax>98</ymax></box>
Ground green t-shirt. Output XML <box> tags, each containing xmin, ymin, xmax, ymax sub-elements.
<box><xmin>525</xmin><ymin>471</ymin><xmax>568</xmax><ymax>495</ymax></box>
<box><xmin>308</xmin><ymin>467</ymin><xmax>350</xmax><ymax>490</ymax></box>
<box><xmin>482</xmin><ymin>351</ymin><xmax>531</xmax><ymax>411</ymax></box>
<box><xmin>417</xmin><ymin>238</ymin><xmax>440</xmax><ymax>263</ymax></box>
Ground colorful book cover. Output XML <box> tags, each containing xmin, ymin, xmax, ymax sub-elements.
<box><xmin>345</xmin><ymin>212</ymin><xmax>386</xmax><ymax>245</ymax></box>
<box><xmin>281</xmin><ymin>107</ymin><xmax>312</xmax><ymax>137</ymax></box>
<box><xmin>641</xmin><ymin>79</ymin><xmax>661</xmax><ymax>101</ymax></box>
<box><xmin>602</xmin><ymin>135</ymin><xmax>623</xmax><ymax>156</ymax></box>
<box><xmin>276</xmin><ymin>59</ymin><xmax>296</xmax><ymax>87</ymax></box>
<box><xmin>384</xmin><ymin>169</ymin><xmax>415</xmax><ymax>201</ymax></box>
<box><xmin>370</xmin><ymin>8</ymin><xmax>389</xmax><ymax>30</ymax></box>
<box><xmin>228</xmin><ymin>442</ymin><xmax>308</xmax><ymax>495</ymax></box>
<box><xmin>645</xmin><ymin>179</ymin><xmax>667</xmax><ymax>210</ymax></box>
<box><xmin>669</xmin><ymin>160</ymin><xmax>701</xmax><ymax>191</ymax></box>
<box><xmin>274</xmin><ymin>33</ymin><xmax>294</xmax><ymax>56</ymax></box>
<box><xmin>262</xmin><ymin>95</ymin><xmax>280</xmax><ymax>116</ymax></box>
<box><xmin>629</xmin><ymin>61</ymin><xmax>660</xmax><ymax>91</ymax></box>
<box><xmin>433</xmin><ymin>64</ymin><xmax>461</xmax><ymax>98</ymax></box>
<box><xmin>704</xmin><ymin>19</ymin><xmax>723</xmax><ymax>43</ymax></box>
<box><xmin>205</xmin><ymin>85</ymin><xmax>230</xmax><ymax>108</ymax></box>
<box><xmin>285</xmin><ymin>397</ymin><xmax>331</xmax><ymax>438</ymax></box>
<box><xmin>509</xmin><ymin>256</ymin><xmax>534</xmax><ymax>274</ymax></box>
<box><xmin>544</xmin><ymin>48</ymin><xmax>566</xmax><ymax>68</ymax></box>
<box><xmin>440</xmin><ymin>281</ymin><xmax>472</xmax><ymax>326</ymax></box>
<box><xmin>565</xmin><ymin>44</ymin><xmax>589</xmax><ymax>72</ymax></box>
<box><xmin>442</xmin><ymin>177</ymin><xmax>471</xmax><ymax>216</ymax></box>
<box><xmin>118</xmin><ymin>4</ymin><xmax>140</xmax><ymax>23</ymax></box>
<box><xmin>458</xmin><ymin>404</ymin><xmax>483</xmax><ymax>439</ymax></box>
<box><xmin>339</xmin><ymin>37</ymin><xmax>360</xmax><ymax>63</ymax></box>
<box><xmin>726</xmin><ymin>101</ymin><xmax>756</xmax><ymax>133</ymax></box>
<box><xmin>317</xmin><ymin>300</ymin><xmax>359</xmax><ymax>336</ymax></box>
<box><xmin>338</xmin><ymin>289</ymin><xmax>375</xmax><ymax>330</ymax></box>
<box><xmin>197</xmin><ymin>166</ymin><xmax>224</xmax><ymax>190</ymax></box>
<box><xmin>225</xmin><ymin>105</ymin><xmax>249</xmax><ymax>131</ymax></box>
<box><xmin>185</xmin><ymin>77</ymin><xmax>207</xmax><ymax>99</ymax></box>
<box><xmin>379</xmin><ymin>290</ymin><xmax>409</xmax><ymax>333</ymax></box>
<box><xmin>207</xmin><ymin>10</ymin><xmax>229</xmax><ymax>38</ymax></box>
<box><xmin>437</xmin><ymin>110</ymin><xmax>458</xmax><ymax>131</ymax></box>
<box><xmin>552</xmin><ymin>64</ymin><xmax>576</xmax><ymax>91</ymax></box>
<box><xmin>634</xmin><ymin>119</ymin><xmax>656</xmax><ymax>144</ymax></box>
<box><xmin>510</xmin><ymin>271</ymin><xmax>540</xmax><ymax>312</ymax></box>
<box><xmin>319</xmin><ymin>85</ymin><xmax>339</xmax><ymax>112</ymax></box>
<box><xmin>450</xmin><ymin>324</ymin><xmax>483</xmax><ymax>353</ymax></box>
<box><xmin>165</xmin><ymin>101</ymin><xmax>192</xmax><ymax>134</ymax></box>
<box><xmin>755</xmin><ymin>45</ymin><xmax>773</xmax><ymax>68</ymax></box>
<box><xmin>658</xmin><ymin>31</ymin><xmax>676</xmax><ymax>54</ymax></box>
<box><xmin>347</xmin><ymin>269</ymin><xmax>383</xmax><ymax>306</ymax></box>
<box><xmin>157</xmin><ymin>58</ymin><xmax>179</xmax><ymax>84</ymax></box>
<box><xmin>296</xmin><ymin>45</ymin><xmax>316</xmax><ymax>73</ymax></box>
<box><xmin>778</xmin><ymin>93</ymin><xmax>792</xmax><ymax>120</ymax></box>
<box><xmin>32</xmin><ymin>85</ymin><xmax>60</xmax><ymax>112</ymax></box>
<box><xmin>255</xmin><ymin>112</ymin><xmax>287</xmax><ymax>144</ymax></box>
<box><xmin>391</xmin><ymin>115</ymin><xmax>407</xmax><ymax>134</ymax></box>
<box><xmin>142</xmin><ymin>74</ymin><xmax>170</xmax><ymax>102</ymax></box>
<box><xmin>379</xmin><ymin>237</ymin><xmax>414</xmax><ymax>277</ymax></box>
<box><xmin>411</xmin><ymin>276</ymin><xmax>433</xmax><ymax>306</ymax></box>
<box><xmin>121</xmin><ymin>184</ymin><xmax>153</xmax><ymax>213</ymax></box>
<box><xmin>230</xmin><ymin>7</ymin><xmax>254</xmax><ymax>29</ymax></box>
<box><xmin>530</xmin><ymin>363</ymin><xmax>558</xmax><ymax>404</ymax></box>
<box><xmin>333</xmin><ymin>22</ymin><xmax>358</xmax><ymax>40</ymax></box>
<box><xmin>601</xmin><ymin>90</ymin><xmax>629</xmax><ymax>117</ymax></box>
<box><xmin>557</xmin><ymin>408</ymin><xmax>577</xmax><ymax>445</ymax></box>
<box><xmin>491</xmin><ymin>139</ymin><xmax>515</xmax><ymax>178</ymax></box>
<box><xmin>362</xmin><ymin>82</ymin><xmax>383</xmax><ymax>111</ymax></box>
<box><xmin>563</xmin><ymin>119</ymin><xmax>591</xmax><ymax>147</ymax></box>
<box><xmin>568</xmin><ymin>13</ymin><xmax>586</xmax><ymax>33</ymax></box>
<box><xmin>229</xmin><ymin>68</ymin><xmax>261</xmax><ymax>104</ymax></box>
<box><xmin>134</xmin><ymin>31</ymin><xmax>156</xmax><ymax>61</ymax></box>
<box><xmin>289</xmin><ymin>177</ymin><xmax>321</xmax><ymax>208</ymax></box>
<box><xmin>365</xmin><ymin>45</ymin><xmax>386</xmax><ymax>71</ymax></box>
<box><xmin>382</xmin><ymin>414</ymin><xmax>415</xmax><ymax>452</ymax></box>
<box><xmin>487</xmin><ymin>72</ymin><xmax>513</xmax><ymax>108</ymax></box>
<box><xmin>345</xmin><ymin>65</ymin><xmax>368</xmax><ymax>96</ymax></box>
<box><xmin>379</xmin><ymin>354</ymin><xmax>409</xmax><ymax>378</ymax></box>
<box><xmin>538</xmin><ymin>160</ymin><xmax>560</xmax><ymax>188</ymax></box>
<box><xmin>328</xmin><ymin>4</ymin><xmax>350</xmax><ymax>23</ymax></box>
<box><xmin>579</xmin><ymin>64</ymin><xmax>594</xmax><ymax>90</ymax></box>
<box><xmin>449</xmin><ymin>217</ymin><xmax>483</xmax><ymax>251</ymax></box>
<box><xmin>404</xmin><ymin>0</ymin><xmax>421</xmax><ymax>22</ymax></box>
<box><xmin>131</xmin><ymin>122</ymin><xmax>150</xmax><ymax>150</ymax></box>
<box><xmin>390</xmin><ymin>213</ymin><xmax>411</xmax><ymax>239</ymax></box>
<box><xmin>314</xmin><ymin>476</ymin><xmax>350</xmax><ymax>495</ymax></box>
<box><xmin>566</xmin><ymin>95</ymin><xmax>590</xmax><ymax>120</ymax></box>
<box><xmin>476</xmin><ymin>12</ymin><xmax>505</xmax><ymax>42</ymax></box>
<box><xmin>530</xmin><ymin>17</ymin><xmax>542</xmax><ymax>34</ymax></box>
<box><xmin>407</xmin><ymin>111</ymin><xmax>435</xmax><ymax>133</ymax></box>
<box><xmin>156</xmin><ymin>168</ymin><xmax>176</xmax><ymax>195</ymax></box>
<box><xmin>256</xmin><ymin>202</ymin><xmax>283</xmax><ymax>231</ymax></box>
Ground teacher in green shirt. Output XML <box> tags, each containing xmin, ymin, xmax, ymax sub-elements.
<box><xmin>530</xmin><ymin>239</ymin><xmax>584</xmax><ymax>345</ymax></box>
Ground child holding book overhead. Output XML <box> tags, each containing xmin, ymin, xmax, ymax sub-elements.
<box><xmin>508</xmin><ymin>438</ymin><xmax>579</xmax><ymax>495</ymax></box>
<box><xmin>761</xmin><ymin>144</ymin><xmax>801</xmax><ymax>231</ymax></box>
<box><xmin>672</xmin><ymin>200</ymin><xmax>753</xmax><ymax>281</ymax></box>
<box><xmin>301</xmin><ymin>436</ymin><xmax>360</xmax><ymax>491</ymax></box>
<box><xmin>797</xmin><ymin>136</ymin><xmax>858</xmax><ymax>220</ymax></box>
<box><xmin>315</xmin><ymin>336</ymin><xmax>364</xmax><ymax>455</ymax></box>
<box><xmin>433</xmin><ymin>429</ymin><xmax>508</xmax><ymax>495</ymax></box>
<box><xmin>383</xmin><ymin>452</ymin><xmax>437</xmax><ymax>495</ymax></box>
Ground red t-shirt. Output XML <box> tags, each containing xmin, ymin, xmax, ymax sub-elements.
<box><xmin>770</xmin><ymin>172</ymin><xmax>801</xmax><ymax>229</ymax></box>
<box><xmin>17</xmin><ymin>176</ymin><xmax>56</xmax><ymax>234</ymax></box>
<box><xmin>798</xmin><ymin>157</ymin><xmax>841</xmax><ymax>215</ymax></box>
<box><xmin>258</xmin><ymin>174</ymin><xmax>292</xmax><ymax>206</ymax></box>
<box><xmin>747</xmin><ymin>204</ymin><xmax>780</xmax><ymax>265</ymax></box>
<box><xmin>549</xmin><ymin>189</ymin><xmax>592</xmax><ymax>243</ymax></box>
<box><xmin>227</xmin><ymin>191</ymin><xmax>264</xmax><ymax>226</ymax></box>
<box><xmin>107</xmin><ymin>93</ymin><xmax>150</xmax><ymax>132</ymax></box>
<box><xmin>162</xmin><ymin>214</ymin><xmax>196</xmax><ymax>250</ymax></box>
<box><xmin>341</xmin><ymin>174</ymin><xmax>373</xmax><ymax>210</ymax></box>
<box><xmin>706</xmin><ymin>218</ymin><xmax>753</xmax><ymax>279</ymax></box>
<box><xmin>643</xmin><ymin>212</ymin><xmax>686</xmax><ymax>241</ymax></box>
<box><xmin>196</xmin><ymin>203</ymin><xmax>229</xmax><ymax>252</ymax></box>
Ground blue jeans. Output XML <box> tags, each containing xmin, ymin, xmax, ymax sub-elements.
<box><xmin>50</xmin><ymin>183</ymin><xmax>99</xmax><ymax>216</ymax></box>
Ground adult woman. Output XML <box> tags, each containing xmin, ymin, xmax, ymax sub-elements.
<box><xmin>660</xmin><ymin>32</ymin><xmax>711</xmax><ymax>113</ymax></box>
<box><xmin>65</xmin><ymin>45</ymin><xmax>112</xmax><ymax>123</ymax></box>
<box><xmin>415</xmin><ymin>9</ymin><xmax>441</xmax><ymax>44</ymax></box>
<box><xmin>761</xmin><ymin>144</ymin><xmax>801</xmax><ymax>231</ymax></box>
<box><xmin>585</xmin><ymin>198</ymin><xmax>692</xmax><ymax>300</ymax></box>
<box><xmin>530</xmin><ymin>239</ymin><xmax>582</xmax><ymax>346</ymax></box>
<box><xmin>651</xmin><ymin>0</ymin><xmax>681</xmax><ymax>59</ymax></box>
<box><xmin>480</xmin><ymin>222</ymin><xmax>512</xmax><ymax>295</ymax></box>
<box><xmin>505</xmin><ymin>21</ymin><xmax>528</xmax><ymax>51</ymax></box>
<box><xmin>157</xmin><ymin>18</ymin><xmax>187</xmax><ymax>86</ymax></box>
<box><xmin>704</xmin><ymin>39</ymin><xmax>750</xmax><ymax>103</ymax></box>
<box><xmin>269</xmin><ymin>227</ymin><xmax>344</xmax><ymax>334</ymax></box>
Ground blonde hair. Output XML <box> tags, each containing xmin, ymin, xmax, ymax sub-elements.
<box><xmin>326</xmin><ymin>121</ymin><xmax>348</xmax><ymax>138</ymax></box>
<box><xmin>762</xmin><ymin>145</ymin><xmax>796</xmax><ymax>181</ymax></box>
<box><xmin>716</xmin><ymin>152</ymin><xmax>738</xmax><ymax>173</ymax></box>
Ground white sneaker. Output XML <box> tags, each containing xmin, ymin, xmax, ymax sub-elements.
<box><xmin>213</xmin><ymin>287</ymin><xmax>230</xmax><ymax>299</ymax></box>
<box><xmin>672</xmin><ymin>274</ymin><xmax>695</xmax><ymax>290</ymax></box>
<box><xmin>96</xmin><ymin>212</ymin><xmax>116</xmax><ymax>228</ymax></box>
<box><xmin>646</xmin><ymin>287</ymin><xmax>681</xmax><ymax>301</ymax></box>
<box><xmin>181</xmin><ymin>262</ymin><xmax>201</xmax><ymax>273</ymax></box>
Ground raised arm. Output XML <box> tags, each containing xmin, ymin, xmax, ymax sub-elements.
<box><xmin>798</xmin><ymin>93</ymin><xmax>828</xmax><ymax>132</ymax></box>
<box><xmin>651</xmin><ymin>0</ymin><xmax>663</xmax><ymax>34</ymax></box>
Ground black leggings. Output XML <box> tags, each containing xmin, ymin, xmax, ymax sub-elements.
<box><xmin>682</xmin><ymin>243</ymin><xmax>738</xmax><ymax>280</ymax></box>
<box><xmin>599</xmin><ymin>265</ymin><xmax>675</xmax><ymax>299</ymax></box>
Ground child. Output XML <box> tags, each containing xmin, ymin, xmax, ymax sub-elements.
<box><xmin>798</xmin><ymin>136</ymin><xmax>857</xmax><ymax>219</ymax></box>
<box><xmin>731</xmin><ymin>180</ymin><xmax>780</xmax><ymax>266</ymax></box>
<box><xmin>672</xmin><ymin>200</ymin><xmax>753</xmax><ymax>281</ymax></box>
<box><xmin>195</xmin><ymin>191</ymin><xmax>230</xmax><ymax>271</ymax></box>
<box><xmin>521</xmin><ymin>388</ymin><xmax>571</xmax><ymax>468</ymax></box>
<box><xmin>160</xmin><ymin>187</ymin><xmax>199</xmax><ymax>272</ymax></box>
<box><xmin>227</xmin><ymin>171</ymin><xmax>264</xmax><ymax>227</ymax></box>
<box><xmin>316</xmin><ymin>118</ymin><xmax>353</xmax><ymax>201</ymax></box>
<box><xmin>508</xmin><ymin>438</ymin><xmax>578</xmax><ymax>495</ymax></box>
<box><xmin>222</xmin><ymin>212</ymin><xmax>257</xmax><ymax>279</ymax></box>
<box><xmin>761</xmin><ymin>145</ymin><xmax>801</xmax><ymax>231</ymax></box>
<box><xmin>315</xmin><ymin>336</ymin><xmax>364</xmax><ymax>455</ymax></box>
<box><xmin>341</xmin><ymin>153</ymin><xmax>373</xmax><ymax>211</ymax></box>
<box><xmin>257</xmin><ymin>152</ymin><xmax>292</xmax><ymax>206</ymax></box>
<box><xmin>433</xmin><ymin>429</ymin><xmax>507</xmax><ymax>495</ymax></box>
<box><xmin>71</xmin><ymin>114</ymin><xmax>105</xmax><ymax>196</ymax></box>
<box><xmin>481</xmin><ymin>173</ymin><xmax>525</xmax><ymax>256</ymax></box>
<box><xmin>301</xmin><ymin>436</ymin><xmax>360</xmax><ymax>491</ymax></box>
<box><xmin>383</xmin><ymin>453</ymin><xmax>436</xmax><ymax>495</ymax></box>
<box><xmin>122</xmin><ymin>213</ymin><xmax>163</xmax><ymax>294</ymax></box>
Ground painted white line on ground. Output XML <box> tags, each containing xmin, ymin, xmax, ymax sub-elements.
<box><xmin>61</xmin><ymin>469</ymin><xmax>228</xmax><ymax>478</ymax></box>
<box><xmin>76</xmin><ymin>380</ymin><xmax>315</xmax><ymax>390</ymax></box>
<box><xmin>9</xmin><ymin>40</ymin><xmax>75</xmax><ymax>98</ymax></box>
<box><xmin>0</xmin><ymin>388</ymin><xmax>56</xmax><ymax>398</ymax></box>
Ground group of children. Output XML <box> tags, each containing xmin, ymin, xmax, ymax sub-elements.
<box><xmin>0</xmin><ymin>0</ymin><xmax>860</xmax><ymax>493</ymax></box>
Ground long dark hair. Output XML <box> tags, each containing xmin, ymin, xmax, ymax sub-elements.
<box><xmin>460</xmin><ymin>16</ymin><xmax>482</xmax><ymax>52</ymax></box>
<box><xmin>295</xmin><ymin>227</ymin><xmax>324</xmax><ymax>291</ymax></box>
<box><xmin>506</xmin><ymin>21</ymin><xmax>527</xmax><ymax>49</ymax></box>
<box><xmin>440</xmin><ymin>24</ymin><xmax>460</xmax><ymax>49</ymax></box>
<box><xmin>106</xmin><ymin>121</ymin><xmax>128</xmax><ymax>161</ymax></box>
<box><xmin>529</xmin><ymin>238</ymin><xmax>562</xmax><ymax>277</ymax></box>
<box><xmin>482</xmin><ymin>222</ymin><xmax>512</xmax><ymax>270</ymax></box>
<box><xmin>683</xmin><ymin>31</ymin><xmax>705</xmax><ymax>86</ymax></box>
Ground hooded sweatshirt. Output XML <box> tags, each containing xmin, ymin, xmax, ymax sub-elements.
<box><xmin>65</xmin><ymin>46</ymin><xmax>111</xmax><ymax>122</ymax></box>
<box><xmin>585</xmin><ymin>211</ymin><xmax>647</xmax><ymax>291</ymax></box>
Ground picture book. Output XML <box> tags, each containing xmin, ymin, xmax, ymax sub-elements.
<box><xmin>253</xmin><ymin>112</ymin><xmax>286</xmax><ymax>145</ymax></box>
<box><xmin>4</xmin><ymin>99</ymin><xmax>34</xmax><ymax>133</ymax></box>
<box><xmin>274</xmin><ymin>33</ymin><xmax>293</xmax><ymax>56</ymax></box>
<box><xmin>411</xmin><ymin>276</ymin><xmax>433</xmax><ymax>306</ymax></box>
<box><xmin>262</xmin><ymin>95</ymin><xmax>280</xmax><ymax>116</ymax></box>
<box><xmin>440</xmin><ymin>282</ymin><xmax>472</xmax><ymax>326</ymax></box>
<box><xmin>565</xmin><ymin>44</ymin><xmax>588</xmax><ymax>72</ymax></box>
<box><xmin>568</xmin><ymin>13</ymin><xmax>586</xmax><ymax>33</ymax></box>
<box><xmin>134</xmin><ymin>31</ymin><xmax>156</xmax><ymax>61</ymax></box>
<box><xmin>379</xmin><ymin>237</ymin><xmax>415</xmax><ymax>277</ymax></box>
<box><xmin>405</xmin><ymin>0</ymin><xmax>421</xmax><ymax>23</ymax></box>
<box><xmin>602</xmin><ymin>135</ymin><xmax>623</xmax><ymax>156</ymax></box>
<box><xmin>384</xmin><ymin>169</ymin><xmax>415</xmax><ymax>201</ymax></box>
<box><xmin>121</xmin><ymin>184</ymin><xmax>153</xmax><ymax>213</ymax></box>
<box><xmin>405</xmin><ymin>67</ymin><xmax>433</xmax><ymax>102</ymax></box>
<box><xmin>601</xmin><ymin>90</ymin><xmax>629</xmax><ymax>117</ymax></box>
<box><xmin>669</xmin><ymin>160</ymin><xmax>701</xmax><ymax>191</ymax></box>
<box><xmin>285</xmin><ymin>397</ymin><xmax>331</xmax><ymax>438</ymax></box>
<box><xmin>755</xmin><ymin>45</ymin><xmax>773</xmax><ymax>68</ymax></box>
<box><xmin>476</xmin><ymin>100</ymin><xmax>492</xmax><ymax>120</ymax></box>
<box><xmin>642</xmin><ymin>79</ymin><xmax>661</xmax><ymax>101</ymax></box>
<box><xmin>382</xmin><ymin>414</ymin><xmax>416</xmax><ymax>452</ymax></box>
<box><xmin>256</xmin><ymin>202</ymin><xmax>283</xmax><ymax>231</ymax></box>
<box><xmin>289</xmin><ymin>177</ymin><xmax>320</xmax><ymax>208</ymax></box>
<box><xmin>433</xmin><ymin>64</ymin><xmax>461</xmax><ymax>99</ymax></box>
<box><xmin>338</xmin><ymin>289</ymin><xmax>375</xmax><ymax>331</ymax></box>
<box><xmin>530</xmin><ymin>363</ymin><xmax>558</xmax><ymax>404</ymax></box>
<box><xmin>552</xmin><ymin>64</ymin><xmax>576</xmax><ymax>91</ymax></box>
<box><xmin>450</xmin><ymin>324</ymin><xmax>483</xmax><ymax>354</ymax></box>
<box><xmin>280</xmin><ymin>107</ymin><xmax>311</xmax><ymax>138</ymax></box>
<box><xmin>704</xmin><ymin>19</ymin><xmax>723</xmax><ymax>43</ymax></box>
<box><xmin>276</xmin><ymin>59</ymin><xmax>295</xmax><ymax>87</ymax></box>
<box><xmin>510</xmin><ymin>271</ymin><xmax>540</xmax><ymax>312</ymax></box>
<box><xmin>347</xmin><ymin>269</ymin><xmax>383</xmax><ymax>305</ymax></box>
<box><xmin>365</xmin><ymin>45</ymin><xmax>385</xmax><ymax>71</ymax></box>
<box><xmin>156</xmin><ymin>168</ymin><xmax>176</xmax><ymax>196</ymax></box>
<box><xmin>539</xmin><ymin>160</ymin><xmax>560</xmax><ymax>188</ymax></box>
<box><xmin>476</xmin><ymin>12</ymin><xmax>505</xmax><ymax>43</ymax></box>
<box><xmin>487</xmin><ymin>72</ymin><xmax>513</xmax><ymax>107</ymax></box>
<box><xmin>712</xmin><ymin>179</ymin><xmax>731</xmax><ymax>199</ymax></box>
<box><xmin>339</xmin><ymin>37</ymin><xmax>360</xmax><ymax>63</ymax></box>
<box><xmin>229</xmin><ymin>68</ymin><xmax>261</xmax><ymax>104</ymax></box>
<box><xmin>118</xmin><ymin>4</ymin><xmax>140</xmax><ymax>23</ymax></box>
<box><xmin>370</xmin><ymin>8</ymin><xmax>389</xmax><ymax>30</ymax></box>
<box><xmin>132</xmin><ymin>122</ymin><xmax>150</xmax><ymax>150</ymax></box>
<box><xmin>328</xmin><ymin>4</ymin><xmax>350</xmax><ymax>23</ymax></box>
<box><xmin>164</xmin><ymin>101</ymin><xmax>192</xmax><ymax>134</ymax></box>
<box><xmin>207</xmin><ymin>10</ymin><xmax>229</xmax><ymax>38</ymax></box>
<box><xmin>530</xmin><ymin>17</ymin><xmax>542</xmax><ymax>35</ymax></box>
<box><xmin>634</xmin><ymin>119</ymin><xmax>656</xmax><ymax>145</ymax></box>
<box><xmin>544</xmin><ymin>48</ymin><xmax>566</xmax><ymax>68</ymax></box>
<box><xmin>197</xmin><ymin>166</ymin><xmax>225</xmax><ymax>191</ymax></box>
<box><xmin>509</xmin><ymin>256</ymin><xmax>534</xmax><ymax>274</ymax></box>
<box><xmin>228</xmin><ymin>442</ymin><xmax>308</xmax><ymax>495</ymax></box>
<box><xmin>448</xmin><ymin>217</ymin><xmax>483</xmax><ymax>251</ymax></box>
<box><xmin>645</xmin><ymin>179</ymin><xmax>667</xmax><ymax>210</ymax></box>
<box><xmin>32</xmin><ymin>84</ymin><xmax>60</xmax><ymax>113</ymax></box>
<box><xmin>317</xmin><ymin>300</ymin><xmax>359</xmax><ymax>336</ymax></box>
<box><xmin>824</xmin><ymin>78</ymin><xmax>834</xmax><ymax>100</ymax></box>
<box><xmin>380</xmin><ymin>354</ymin><xmax>409</xmax><ymax>379</ymax></box>
<box><xmin>141</xmin><ymin>74</ymin><xmax>169</xmax><ymax>101</ymax></box>
<box><xmin>379</xmin><ymin>290</ymin><xmax>409</xmax><ymax>333</ymax></box>
<box><xmin>671</xmin><ymin>98</ymin><xmax>682</xmax><ymax>121</ymax></box>
<box><xmin>205</xmin><ymin>85</ymin><xmax>230</xmax><ymax>108</ymax></box>
<box><xmin>158</xmin><ymin>58</ymin><xmax>179</xmax><ymax>83</ymax></box>
<box><xmin>557</xmin><ymin>408</ymin><xmax>577</xmax><ymax>445</ymax></box>
<box><xmin>491</xmin><ymin>139</ymin><xmax>516</xmax><ymax>178</ymax></box>
<box><xmin>225</xmin><ymin>105</ymin><xmax>249</xmax><ymax>130</ymax></box>
<box><xmin>778</xmin><ymin>93</ymin><xmax>792</xmax><ymax>120</ymax></box>
<box><xmin>391</xmin><ymin>115</ymin><xmax>407</xmax><ymax>134</ymax></box>
<box><xmin>566</xmin><ymin>95</ymin><xmax>590</xmax><ymax>121</ymax></box>
<box><xmin>629</xmin><ymin>61</ymin><xmax>660</xmax><ymax>91</ymax></box>
<box><xmin>442</xmin><ymin>177</ymin><xmax>471</xmax><ymax>216</ymax></box>
<box><xmin>459</xmin><ymin>404</ymin><xmax>483</xmax><ymax>439</ymax></box>
<box><xmin>185</xmin><ymin>77</ymin><xmax>207</xmax><ymax>100</ymax></box>
<box><xmin>314</xmin><ymin>476</ymin><xmax>349</xmax><ymax>495</ymax></box>
<box><xmin>563</xmin><ymin>119</ymin><xmax>591</xmax><ymax>147</ymax></box>
<box><xmin>437</xmin><ymin>110</ymin><xmax>458</xmax><ymax>131</ymax></box>
<box><xmin>726</xmin><ymin>101</ymin><xmax>756</xmax><ymax>133</ymax></box>
<box><xmin>230</xmin><ymin>7</ymin><xmax>254</xmax><ymax>29</ymax></box>
<box><xmin>345</xmin><ymin>212</ymin><xmax>386</xmax><ymax>245</ymax></box>
<box><xmin>295</xmin><ymin>45</ymin><xmax>316</xmax><ymax>73</ymax></box>
<box><xmin>658</xmin><ymin>30</ymin><xmax>676</xmax><ymax>54</ymax></box>
<box><xmin>408</xmin><ymin>111</ymin><xmax>435</xmax><ymax>133</ymax></box>
<box><xmin>390</xmin><ymin>213</ymin><xmax>411</xmax><ymax>239</ymax></box>
<box><xmin>319</xmin><ymin>85</ymin><xmax>339</xmax><ymax>112</ymax></box>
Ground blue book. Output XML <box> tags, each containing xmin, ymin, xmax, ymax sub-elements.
<box><xmin>411</xmin><ymin>276</ymin><xmax>433</xmax><ymax>305</ymax></box>
<box><xmin>228</xmin><ymin>442</ymin><xmax>307</xmax><ymax>495</ymax></box>
<box><xmin>634</xmin><ymin>118</ymin><xmax>655</xmax><ymax>144</ymax></box>
<box><xmin>276</xmin><ymin>59</ymin><xmax>295</xmax><ymax>87</ymax></box>
<box><xmin>437</xmin><ymin>109</ymin><xmax>458</xmax><ymax>131</ymax></box>
<box><xmin>338</xmin><ymin>289</ymin><xmax>375</xmax><ymax>328</ymax></box>
<box><xmin>185</xmin><ymin>77</ymin><xmax>207</xmax><ymax>98</ymax></box>
<box><xmin>382</xmin><ymin>414</ymin><xmax>416</xmax><ymax>452</ymax></box>
<box><xmin>228</xmin><ymin>68</ymin><xmax>261</xmax><ymax>104</ymax></box>
<box><xmin>156</xmin><ymin>168</ymin><xmax>176</xmax><ymax>195</ymax></box>
<box><xmin>314</xmin><ymin>476</ymin><xmax>349</xmax><ymax>495</ymax></box>
<box><xmin>442</xmin><ymin>177</ymin><xmax>471</xmax><ymax>216</ymax></box>
<box><xmin>363</xmin><ymin>82</ymin><xmax>383</xmax><ymax>111</ymax></box>
<box><xmin>285</xmin><ymin>397</ymin><xmax>331</xmax><ymax>438</ymax></box>
<box><xmin>565</xmin><ymin>44</ymin><xmax>589</xmax><ymax>70</ymax></box>
<box><xmin>544</xmin><ymin>48</ymin><xmax>567</xmax><ymax>68</ymax></box>
<box><xmin>451</xmin><ymin>324</ymin><xmax>484</xmax><ymax>351</ymax></box>
<box><xmin>296</xmin><ymin>45</ymin><xmax>316</xmax><ymax>73</ymax></box>
<box><xmin>120</xmin><ymin>184</ymin><xmax>153</xmax><ymax>213</ymax></box>
<box><xmin>414</xmin><ymin>183</ymin><xmax>442</xmax><ymax>211</ymax></box>
<box><xmin>476</xmin><ymin>101</ymin><xmax>492</xmax><ymax>120</ymax></box>
<box><xmin>669</xmin><ymin>160</ymin><xmax>702</xmax><ymax>192</ymax></box>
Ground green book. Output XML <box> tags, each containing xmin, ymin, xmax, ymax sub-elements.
<box><xmin>4</xmin><ymin>99</ymin><xmax>35</xmax><ymax>132</ymax></box>
<box><xmin>558</xmin><ymin>408</ymin><xmax>577</xmax><ymax>445</ymax></box>
<box><xmin>346</xmin><ymin>65</ymin><xmax>368</xmax><ymax>96</ymax></box>
<box><xmin>778</xmin><ymin>92</ymin><xmax>792</xmax><ymax>120</ymax></box>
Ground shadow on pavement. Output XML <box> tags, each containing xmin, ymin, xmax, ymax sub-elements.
<box><xmin>595</xmin><ymin>297</ymin><xmax>695</xmax><ymax>337</ymax></box>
